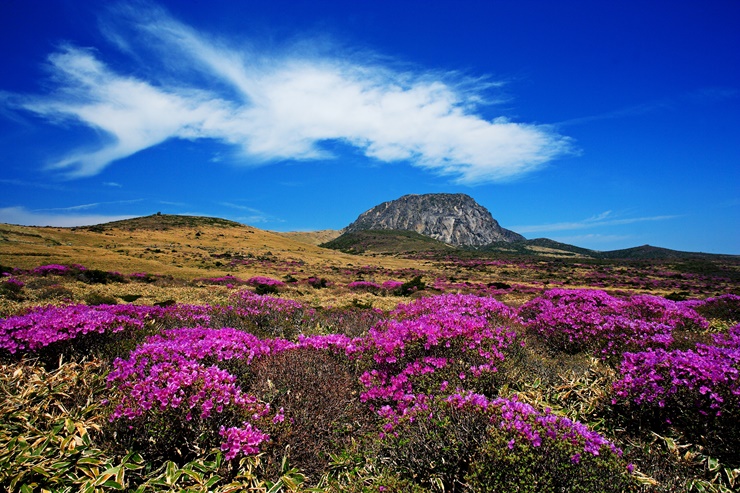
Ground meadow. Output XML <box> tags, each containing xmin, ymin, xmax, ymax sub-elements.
<box><xmin>1</xmin><ymin>217</ymin><xmax>739</xmax><ymax>492</ymax></box>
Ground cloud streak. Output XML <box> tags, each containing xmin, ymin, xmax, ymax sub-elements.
<box><xmin>7</xmin><ymin>3</ymin><xmax>570</xmax><ymax>184</ymax></box>
<box><xmin>0</xmin><ymin>206</ymin><xmax>135</xmax><ymax>227</ymax></box>
<box><xmin>513</xmin><ymin>210</ymin><xmax>680</xmax><ymax>234</ymax></box>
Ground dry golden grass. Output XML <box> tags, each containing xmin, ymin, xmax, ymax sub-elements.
<box><xmin>0</xmin><ymin>222</ymin><xmax>422</xmax><ymax>281</ymax></box>
<box><xmin>275</xmin><ymin>229</ymin><xmax>343</xmax><ymax>246</ymax></box>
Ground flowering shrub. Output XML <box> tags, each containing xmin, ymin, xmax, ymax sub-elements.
<box><xmin>381</xmin><ymin>280</ymin><xmax>404</xmax><ymax>292</ymax></box>
<box><xmin>107</xmin><ymin>327</ymin><xmax>279</xmax><ymax>462</ymax></box>
<box><xmin>246</xmin><ymin>276</ymin><xmax>285</xmax><ymax>287</ymax></box>
<box><xmin>0</xmin><ymin>304</ymin><xmax>147</xmax><ymax>355</ymax></box>
<box><xmin>194</xmin><ymin>275</ymin><xmax>248</xmax><ymax>286</ymax></box>
<box><xmin>359</xmin><ymin>294</ymin><xmax>519</xmax><ymax>420</ymax></box>
<box><xmin>30</xmin><ymin>264</ymin><xmax>75</xmax><ymax>276</ymax></box>
<box><xmin>613</xmin><ymin>324</ymin><xmax>740</xmax><ymax>414</ymax></box>
<box><xmin>0</xmin><ymin>277</ymin><xmax>24</xmax><ymax>300</ymax></box>
<box><xmin>392</xmin><ymin>293</ymin><xmax>519</xmax><ymax>325</ymax></box>
<box><xmin>245</xmin><ymin>276</ymin><xmax>285</xmax><ymax>295</ymax></box>
<box><xmin>347</xmin><ymin>280</ymin><xmax>382</xmax><ymax>293</ymax></box>
<box><xmin>223</xmin><ymin>291</ymin><xmax>314</xmax><ymax>339</ymax></box>
<box><xmin>519</xmin><ymin>289</ymin><xmax>707</xmax><ymax>357</ymax></box>
<box><xmin>379</xmin><ymin>393</ymin><xmax>632</xmax><ymax>492</ymax></box>
<box><xmin>613</xmin><ymin>324</ymin><xmax>740</xmax><ymax>460</ymax></box>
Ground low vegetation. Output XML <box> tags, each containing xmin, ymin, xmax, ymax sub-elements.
<box><xmin>1</xmin><ymin>218</ymin><xmax>739</xmax><ymax>492</ymax></box>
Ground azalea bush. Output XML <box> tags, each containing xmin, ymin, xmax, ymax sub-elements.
<box><xmin>222</xmin><ymin>291</ymin><xmax>315</xmax><ymax>339</ymax></box>
<box><xmin>0</xmin><ymin>304</ymin><xmax>150</xmax><ymax>363</ymax></box>
<box><xmin>246</xmin><ymin>276</ymin><xmax>285</xmax><ymax>295</ymax></box>
<box><xmin>5</xmin><ymin>288</ymin><xmax>706</xmax><ymax>491</ymax></box>
<box><xmin>106</xmin><ymin>327</ymin><xmax>280</xmax><ymax>463</ymax></box>
<box><xmin>347</xmin><ymin>280</ymin><xmax>382</xmax><ymax>293</ymax></box>
<box><xmin>0</xmin><ymin>277</ymin><xmax>24</xmax><ymax>300</ymax></box>
<box><xmin>380</xmin><ymin>393</ymin><xmax>632</xmax><ymax>493</ymax></box>
<box><xmin>519</xmin><ymin>289</ymin><xmax>707</xmax><ymax>358</ymax></box>
<box><xmin>612</xmin><ymin>323</ymin><xmax>740</xmax><ymax>460</ymax></box>
<box><xmin>358</xmin><ymin>294</ymin><xmax>520</xmax><ymax>421</ymax></box>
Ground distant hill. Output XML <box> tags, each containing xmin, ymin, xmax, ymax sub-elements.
<box><xmin>324</xmin><ymin>230</ymin><xmax>737</xmax><ymax>261</ymax></box>
<box><xmin>80</xmin><ymin>213</ymin><xmax>243</xmax><ymax>232</ymax></box>
<box><xmin>344</xmin><ymin>193</ymin><xmax>524</xmax><ymax>247</ymax></box>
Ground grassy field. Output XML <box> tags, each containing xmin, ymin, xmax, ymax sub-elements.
<box><xmin>1</xmin><ymin>215</ymin><xmax>739</xmax><ymax>492</ymax></box>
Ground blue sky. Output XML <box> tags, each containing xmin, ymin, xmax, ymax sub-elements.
<box><xmin>1</xmin><ymin>0</ymin><xmax>738</xmax><ymax>254</ymax></box>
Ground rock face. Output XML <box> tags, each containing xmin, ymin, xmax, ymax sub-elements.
<box><xmin>344</xmin><ymin>193</ymin><xmax>524</xmax><ymax>247</ymax></box>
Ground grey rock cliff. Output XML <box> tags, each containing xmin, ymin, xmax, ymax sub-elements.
<box><xmin>344</xmin><ymin>193</ymin><xmax>524</xmax><ymax>247</ymax></box>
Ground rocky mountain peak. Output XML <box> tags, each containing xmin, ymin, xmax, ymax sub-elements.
<box><xmin>344</xmin><ymin>193</ymin><xmax>524</xmax><ymax>247</ymax></box>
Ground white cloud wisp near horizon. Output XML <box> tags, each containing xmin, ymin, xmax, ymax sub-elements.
<box><xmin>0</xmin><ymin>206</ymin><xmax>135</xmax><ymax>228</ymax></box>
<box><xmin>7</xmin><ymin>3</ymin><xmax>570</xmax><ymax>184</ymax></box>
<box><xmin>513</xmin><ymin>210</ymin><xmax>681</xmax><ymax>235</ymax></box>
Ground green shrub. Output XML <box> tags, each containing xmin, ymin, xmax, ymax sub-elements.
<box><xmin>84</xmin><ymin>291</ymin><xmax>119</xmax><ymax>306</ymax></box>
<box><xmin>396</xmin><ymin>276</ymin><xmax>426</xmax><ymax>296</ymax></box>
<box><xmin>468</xmin><ymin>427</ymin><xmax>636</xmax><ymax>493</ymax></box>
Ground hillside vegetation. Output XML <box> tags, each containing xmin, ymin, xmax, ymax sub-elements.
<box><xmin>1</xmin><ymin>215</ymin><xmax>739</xmax><ymax>492</ymax></box>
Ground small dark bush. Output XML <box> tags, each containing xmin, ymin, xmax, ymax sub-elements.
<box><xmin>0</xmin><ymin>278</ymin><xmax>24</xmax><ymax>300</ymax></box>
<box><xmin>396</xmin><ymin>276</ymin><xmax>426</xmax><ymax>296</ymax></box>
<box><xmin>307</xmin><ymin>277</ymin><xmax>328</xmax><ymax>289</ymax></box>
<box><xmin>254</xmin><ymin>283</ymin><xmax>279</xmax><ymax>295</ymax></box>
<box><xmin>245</xmin><ymin>348</ymin><xmax>374</xmax><ymax>482</ymax></box>
<box><xmin>695</xmin><ymin>294</ymin><xmax>740</xmax><ymax>322</ymax></box>
<box><xmin>665</xmin><ymin>291</ymin><xmax>690</xmax><ymax>301</ymax></box>
<box><xmin>119</xmin><ymin>294</ymin><xmax>142</xmax><ymax>303</ymax></box>
<box><xmin>488</xmin><ymin>281</ymin><xmax>511</xmax><ymax>290</ymax></box>
<box><xmin>84</xmin><ymin>292</ymin><xmax>119</xmax><ymax>306</ymax></box>
<box><xmin>76</xmin><ymin>269</ymin><xmax>126</xmax><ymax>285</ymax></box>
<box><xmin>35</xmin><ymin>285</ymin><xmax>75</xmax><ymax>302</ymax></box>
<box><xmin>377</xmin><ymin>399</ymin><xmax>489</xmax><ymax>492</ymax></box>
<box><xmin>313</xmin><ymin>307</ymin><xmax>386</xmax><ymax>337</ymax></box>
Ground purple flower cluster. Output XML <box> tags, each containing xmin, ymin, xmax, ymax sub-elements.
<box><xmin>359</xmin><ymin>294</ymin><xmax>519</xmax><ymax>419</ymax></box>
<box><xmin>30</xmin><ymin>264</ymin><xmax>75</xmax><ymax>276</ymax></box>
<box><xmin>613</xmin><ymin>323</ymin><xmax>740</xmax><ymax>417</ymax></box>
<box><xmin>107</xmin><ymin>327</ymin><xmax>285</xmax><ymax>458</ymax></box>
<box><xmin>230</xmin><ymin>291</ymin><xmax>312</xmax><ymax>327</ymax></box>
<box><xmin>195</xmin><ymin>275</ymin><xmax>248</xmax><ymax>286</ymax></box>
<box><xmin>347</xmin><ymin>280</ymin><xmax>382</xmax><ymax>292</ymax></box>
<box><xmin>445</xmin><ymin>392</ymin><xmax>622</xmax><ymax>459</ymax></box>
<box><xmin>0</xmin><ymin>303</ymin><xmax>232</xmax><ymax>355</ymax></box>
<box><xmin>2</xmin><ymin>277</ymin><xmax>24</xmax><ymax>289</ymax></box>
<box><xmin>519</xmin><ymin>289</ymin><xmax>707</xmax><ymax>356</ymax></box>
<box><xmin>0</xmin><ymin>304</ymin><xmax>147</xmax><ymax>354</ymax></box>
<box><xmin>382</xmin><ymin>280</ymin><xmax>404</xmax><ymax>291</ymax></box>
<box><xmin>245</xmin><ymin>276</ymin><xmax>285</xmax><ymax>287</ymax></box>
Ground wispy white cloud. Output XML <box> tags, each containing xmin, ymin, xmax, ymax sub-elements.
<box><xmin>36</xmin><ymin>203</ymin><xmax>102</xmax><ymax>212</ymax></box>
<box><xmin>0</xmin><ymin>206</ymin><xmax>135</xmax><ymax>227</ymax></box>
<box><xmin>513</xmin><ymin>210</ymin><xmax>680</xmax><ymax>234</ymax></box>
<box><xmin>34</xmin><ymin>199</ymin><xmax>143</xmax><ymax>212</ymax></box>
<box><xmin>103</xmin><ymin>181</ymin><xmax>123</xmax><ymax>187</ymax></box>
<box><xmin>6</xmin><ymin>2</ymin><xmax>570</xmax><ymax>184</ymax></box>
<box><xmin>0</xmin><ymin>178</ymin><xmax>68</xmax><ymax>191</ymax></box>
<box><xmin>219</xmin><ymin>202</ymin><xmax>281</xmax><ymax>224</ymax></box>
<box><xmin>555</xmin><ymin>88</ymin><xmax>739</xmax><ymax>127</ymax></box>
<box><xmin>550</xmin><ymin>233</ymin><xmax>633</xmax><ymax>245</ymax></box>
